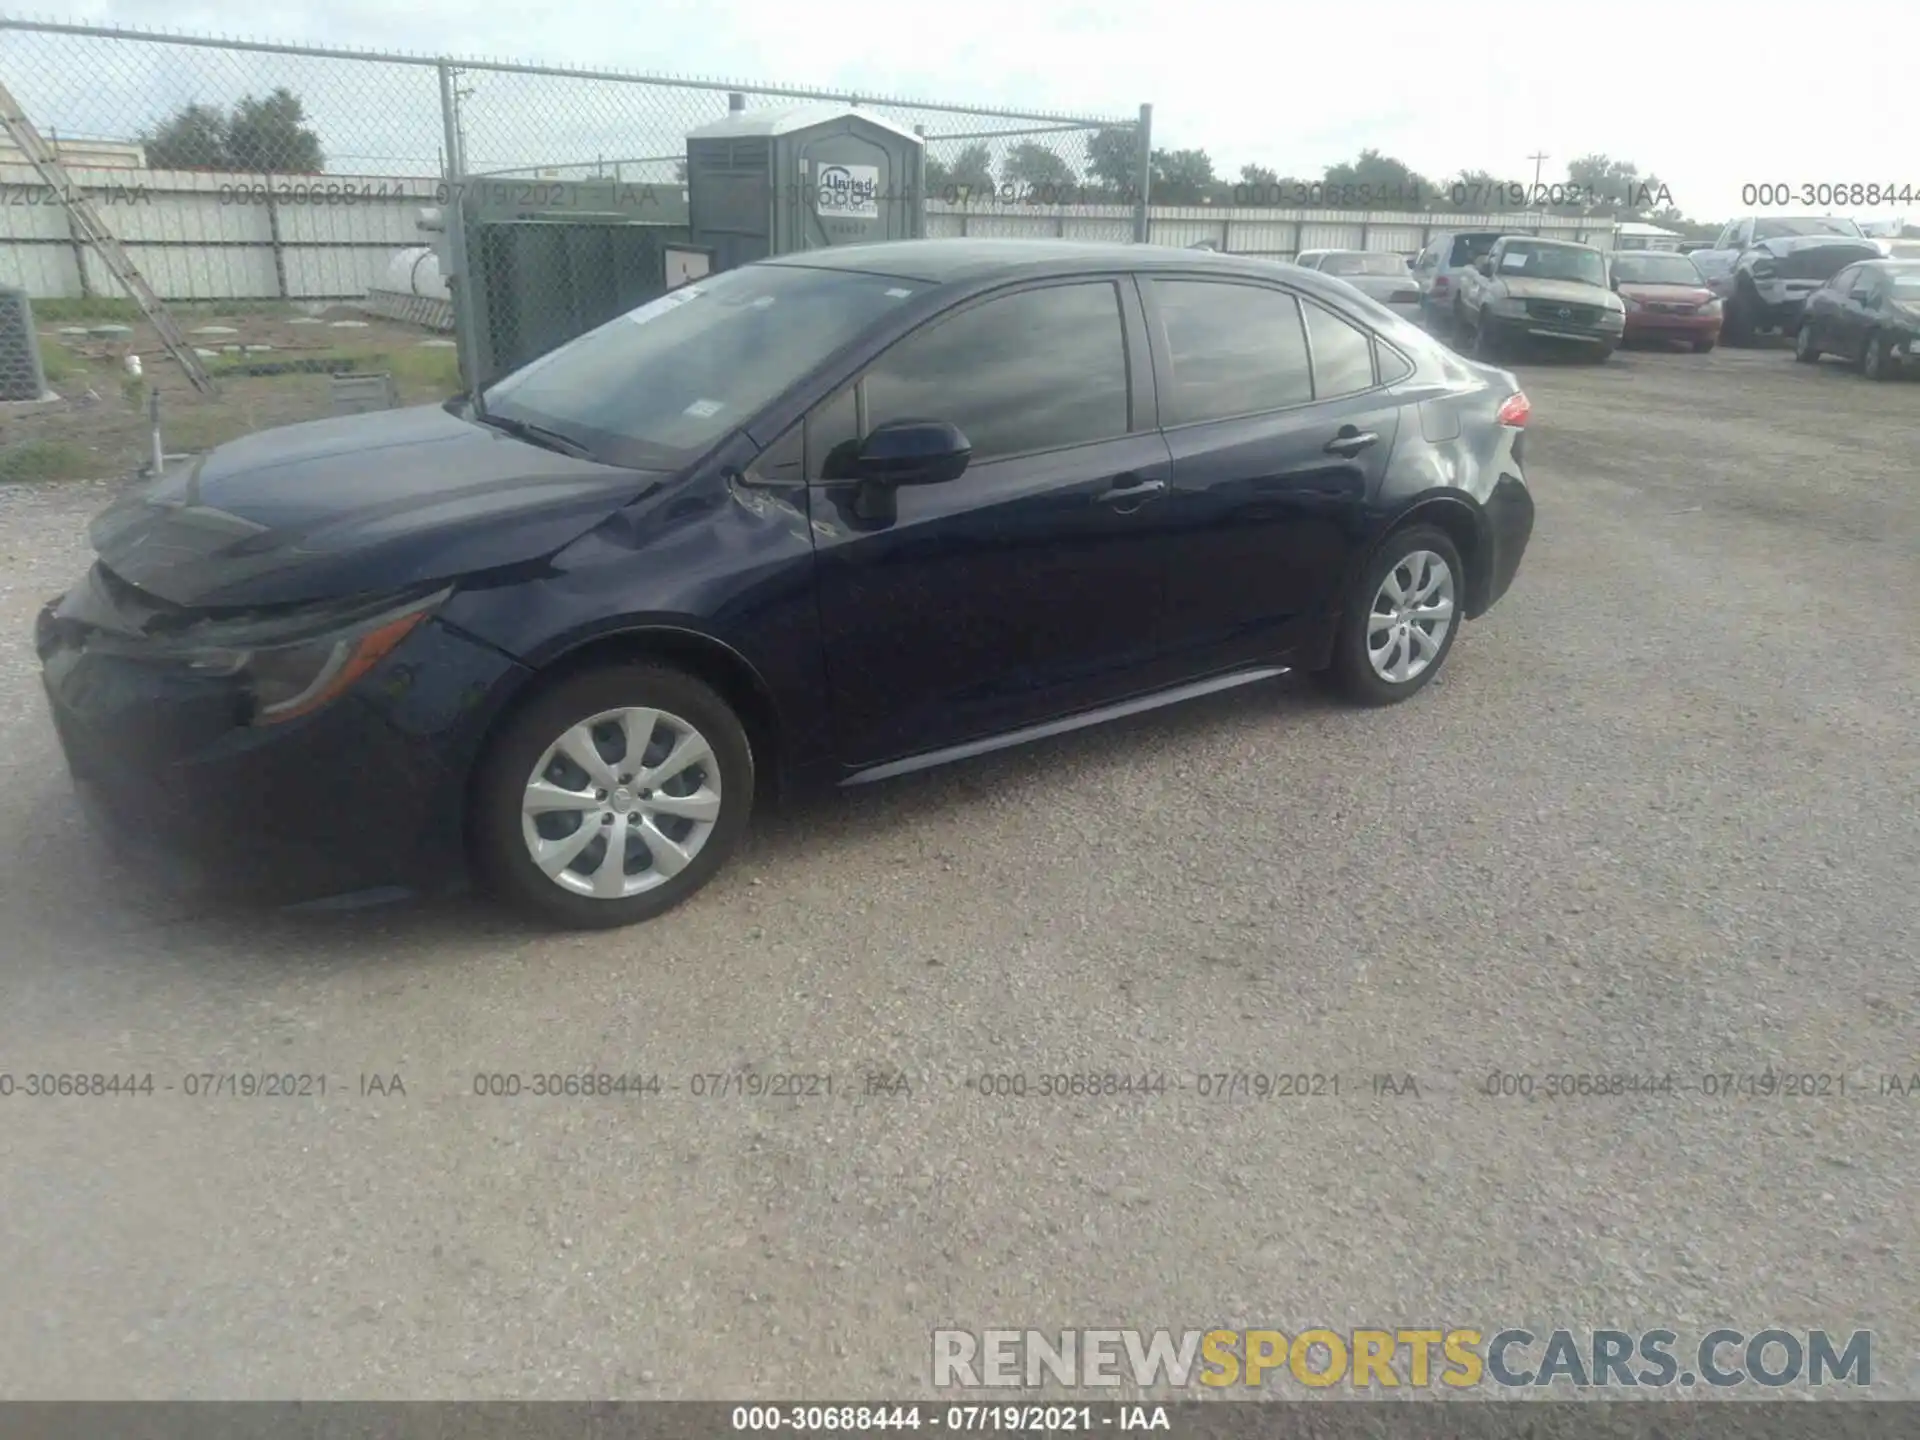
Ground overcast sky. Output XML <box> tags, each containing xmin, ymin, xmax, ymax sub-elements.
<box><xmin>18</xmin><ymin>0</ymin><xmax>1918</xmax><ymax>221</ymax></box>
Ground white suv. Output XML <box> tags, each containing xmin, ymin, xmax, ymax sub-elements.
<box><xmin>1411</xmin><ymin>230</ymin><xmax>1510</xmax><ymax>333</ymax></box>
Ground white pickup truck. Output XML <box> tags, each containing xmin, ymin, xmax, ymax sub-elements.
<box><xmin>1689</xmin><ymin>217</ymin><xmax>1885</xmax><ymax>344</ymax></box>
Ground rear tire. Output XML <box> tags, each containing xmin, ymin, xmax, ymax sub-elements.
<box><xmin>1321</xmin><ymin>525</ymin><xmax>1465</xmax><ymax>707</ymax></box>
<box><xmin>471</xmin><ymin>663</ymin><xmax>753</xmax><ymax>930</ymax></box>
<box><xmin>1794</xmin><ymin>323</ymin><xmax>1819</xmax><ymax>363</ymax></box>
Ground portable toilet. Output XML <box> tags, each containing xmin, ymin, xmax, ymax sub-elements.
<box><xmin>685</xmin><ymin>99</ymin><xmax>926</xmax><ymax>272</ymax></box>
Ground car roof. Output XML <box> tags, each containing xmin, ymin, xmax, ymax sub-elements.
<box><xmin>757</xmin><ymin>237</ymin><xmax>1304</xmax><ymax>286</ymax></box>
<box><xmin>1500</xmin><ymin>235</ymin><xmax>1599</xmax><ymax>251</ymax></box>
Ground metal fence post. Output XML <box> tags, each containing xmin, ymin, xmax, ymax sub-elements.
<box><xmin>438</xmin><ymin>61</ymin><xmax>483</xmax><ymax>400</ymax></box>
<box><xmin>262</xmin><ymin>171</ymin><xmax>289</xmax><ymax>298</ymax></box>
<box><xmin>1132</xmin><ymin>103</ymin><xmax>1153</xmax><ymax>243</ymax></box>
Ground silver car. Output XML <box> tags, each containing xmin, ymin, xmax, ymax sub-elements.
<box><xmin>1294</xmin><ymin>249</ymin><xmax>1425</xmax><ymax>325</ymax></box>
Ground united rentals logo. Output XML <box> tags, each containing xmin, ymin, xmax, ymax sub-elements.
<box><xmin>816</xmin><ymin>164</ymin><xmax>879</xmax><ymax>218</ymax></box>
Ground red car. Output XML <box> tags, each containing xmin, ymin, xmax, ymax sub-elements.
<box><xmin>1610</xmin><ymin>250</ymin><xmax>1723</xmax><ymax>351</ymax></box>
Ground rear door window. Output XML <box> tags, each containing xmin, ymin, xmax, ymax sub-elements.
<box><xmin>1149</xmin><ymin>279</ymin><xmax>1313</xmax><ymax>424</ymax></box>
<box><xmin>1449</xmin><ymin>233</ymin><xmax>1499</xmax><ymax>267</ymax></box>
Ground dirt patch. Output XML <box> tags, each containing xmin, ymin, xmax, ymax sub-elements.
<box><xmin>2</xmin><ymin>302</ymin><xmax>461</xmax><ymax>483</ymax></box>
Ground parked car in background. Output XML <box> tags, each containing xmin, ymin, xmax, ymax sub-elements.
<box><xmin>1293</xmin><ymin>249</ymin><xmax>1424</xmax><ymax>324</ymax></box>
<box><xmin>1410</xmin><ymin>229</ymin><xmax>1509</xmax><ymax>333</ymax></box>
<box><xmin>1609</xmin><ymin>250</ymin><xmax>1722</xmax><ymax>351</ymax></box>
<box><xmin>35</xmin><ymin>238</ymin><xmax>1537</xmax><ymax>930</ymax></box>
<box><xmin>1690</xmin><ymin>216</ymin><xmax>1884</xmax><ymax>344</ymax></box>
<box><xmin>1455</xmin><ymin>235</ymin><xmax>1626</xmax><ymax>361</ymax></box>
<box><xmin>1676</xmin><ymin>241</ymin><xmax>1716</xmax><ymax>255</ymax></box>
<box><xmin>1793</xmin><ymin>258</ymin><xmax>1920</xmax><ymax>380</ymax></box>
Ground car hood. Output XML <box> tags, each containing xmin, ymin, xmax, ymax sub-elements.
<box><xmin>1619</xmin><ymin>281</ymin><xmax>1715</xmax><ymax>305</ymax></box>
<box><xmin>87</xmin><ymin>403</ymin><xmax>669</xmax><ymax>610</ymax></box>
<box><xmin>1502</xmin><ymin>276</ymin><xmax>1614</xmax><ymax>304</ymax></box>
<box><xmin>1749</xmin><ymin>234</ymin><xmax>1874</xmax><ymax>258</ymax></box>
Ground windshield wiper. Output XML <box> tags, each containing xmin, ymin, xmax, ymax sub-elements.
<box><xmin>473</xmin><ymin>412</ymin><xmax>595</xmax><ymax>460</ymax></box>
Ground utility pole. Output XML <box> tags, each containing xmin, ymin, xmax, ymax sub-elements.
<box><xmin>1528</xmin><ymin>151</ymin><xmax>1549</xmax><ymax>193</ymax></box>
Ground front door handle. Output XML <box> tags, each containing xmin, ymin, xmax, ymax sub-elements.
<box><xmin>1095</xmin><ymin>474</ymin><xmax>1168</xmax><ymax>506</ymax></box>
<box><xmin>1323</xmin><ymin>428</ymin><xmax>1379</xmax><ymax>458</ymax></box>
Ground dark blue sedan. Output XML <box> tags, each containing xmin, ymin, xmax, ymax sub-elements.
<box><xmin>35</xmin><ymin>239</ymin><xmax>1535</xmax><ymax>928</ymax></box>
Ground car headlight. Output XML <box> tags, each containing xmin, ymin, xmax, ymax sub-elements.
<box><xmin>1749</xmin><ymin>261</ymin><xmax>1776</xmax><ymax>281</ymax></box>
<box><xmin>1620</xmin><ymin>293</ymin><xmax>1643</xmax><ymax>311</ymax></box>
<box><xmin>1696</xmin><ymin>297</ymin><xmax>1722</xmax><ymax>315</ymax></box>
<box><xmin>171</xmin><ymin>587</ymin><xmax>450</xmax><ymax>725</ymax></box>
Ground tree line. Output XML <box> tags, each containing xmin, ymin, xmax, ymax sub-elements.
<box><xmin>929</xmin><ymin>135</ymin><xmax>1707</xmax><ymax>234</ymax></box>
<box><xmin>134</xmin><ymin>91</ymin><xmax>1707</xmax><ymax>233</ymax></box>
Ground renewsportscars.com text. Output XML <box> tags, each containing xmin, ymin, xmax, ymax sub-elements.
<box><xmin>932</xmin><ymin>1328</ymin><xmax>1872</xmax><ymax>1389</ymax></box>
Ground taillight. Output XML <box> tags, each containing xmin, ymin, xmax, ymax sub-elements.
<box><xmin>1433</xmin><ymin>275</ymin><xmax>1451</xmax><ymax>293</ymax></box>
<box><xmin>1495</xmin><ymin>391</ymin><xmax>1531</xmax><ymax>428</ymax></box>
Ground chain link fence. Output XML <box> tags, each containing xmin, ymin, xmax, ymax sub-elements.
<box><xmin>0</xmin><ymin>18</ymin><xmax>1141</xmax><ymax>482</ymax></box>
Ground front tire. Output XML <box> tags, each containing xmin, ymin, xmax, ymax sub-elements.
<box><xmin>1322</xmin><ymin>525</ymin><xmax>1465</xmax><ymax>707</ymax></box>
<box><xmin>471</xmin><ymin>663</ymin><xmax>753</xmax><ymax>930</ymax></box>
<box><xmin>1692</xmin><ymin>337</ymin><xmax>1716</xmax><ymax>353</ymax></box>
<box><xmin>1794</xmin><ymin>323</ymin><xmax>1819</xmax><ymax>363</ymax></box>
<box><xmin>1863</xmin><ymin>331</ymin><xmax>1892</xmax><ymax>381</ymax></box>
<box><xmin>1722</xmin><ymin>287</ymin><xmax>1757</xmax><ymax>346</ymax></box>
<box><xmin>1471</xmin><ymin>312</ymin><xmax>1499</xmax><ymax>360</ymax></box>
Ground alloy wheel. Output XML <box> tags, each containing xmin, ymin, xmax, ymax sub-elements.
<box><xmin>1367</xmin><ymin>550</ymin><xmax>1456</xmax><ymax>685</ymax></box>
<box><xmin>519</xmin><ymin>706</ymin><xmax>722</xmax><ymax>899</ymax></box>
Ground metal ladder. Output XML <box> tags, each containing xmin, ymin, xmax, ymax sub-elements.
<box><xmin>0</xmin><ymin>77</ymin><xmax>215</xmax><ymax>394</ymax></box>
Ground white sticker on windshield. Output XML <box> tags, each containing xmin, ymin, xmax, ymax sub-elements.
<box><xmin>683</xmin><ymin>399</ymin><xmax>723</xmax><ymax>418</ymax></box>
<box><xmin>1500</xmin><ymin>251</ymin><xmax>1529</xmax><ymax>270</ymax></box>
<box><xmin>885</xmin><ymin>287</ymin><xmax>913</xmax><ymax>298</ymax></box>
<box><xmin>626</xmin><ymin>287</ymin><xmax>702</xmax><ymax>325</ymax></box>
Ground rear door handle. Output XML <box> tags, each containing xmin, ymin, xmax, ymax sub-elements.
<box><xmin>1323</xmin><ymin>429</ymin><xmax>1379</xmax><ymax>458</ymax></box>
<box><xmin>1095</xmin><ymin>474</ymin><xmax>1167</xmax><ymax>506</ymax></box>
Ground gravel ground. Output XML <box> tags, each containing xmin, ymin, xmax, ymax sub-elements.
<box><xmin>0</xmin><ymin>343</ymin><xmax>1915</xmax><ymax>1400</ymax></box>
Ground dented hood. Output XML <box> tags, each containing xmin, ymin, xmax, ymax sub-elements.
<box><xmin>88</xmin><ymin>403</ymin><xmax>668</xmax><ymax>609</ymax></box>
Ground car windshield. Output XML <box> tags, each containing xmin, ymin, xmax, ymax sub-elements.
<box><xmin>1611</xmin><ymin>253</ymin><xmax>1705</xmax><ymax>285</ymax></box>
<box><xmin>1323</xmin><ymin>253</ymin><xmax>1411</xmax><ymax>277</ymax></box>
<box><xmin>1753</xmin><ymin>217</ymin><xmax>1864</xmax><ymax>241</ymax></box>
<box><xmin>1496</xmin><ymin>241</ymin><xmax>1607</xmax><ymax>286</ymax></box>
<box><xmin>481</xmin><ymin>264</ymin><xmax>928</xmax><ymax>467</ymax></box>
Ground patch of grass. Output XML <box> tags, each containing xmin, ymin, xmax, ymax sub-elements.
<box><xmin>34</xmin><ymin>296</ymin><xmax>310</xmax><ymax>324</ymax></box>
<box><xmin>199</xmin><ymin>344</ymin><xmax>464</xmax><ymax>393</ymax></box>
<box><xmin>38</xmin><ymin>340</ymin><xmax>83</xmax><ymax>386</ymax></box>
<box><xmin>0</xmin><ymin>440</ymin><xmax>98</xmax><ymax>483</ymax></box>
<box><xmin>32</xmin><ymin>296</ymin><xmax>143</xmax><ymax>324</ymax></box>
<box><xmin>382</xmin><ymin>345</ymin><xmax>463</xmax><ymax>393</ymax></box>
<box><xmin>158</xmin><ymin>408</ymin><xmax>257</xmax><ymax>453</ymax></box>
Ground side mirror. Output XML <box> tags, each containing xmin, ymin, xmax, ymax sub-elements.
<box><xmin>847</xmin><ymin>419</ymin><xmax>971</xmax><ymax>522</ymax></box>
<box><xmin>853</xmin><ymin>419</ymin><xmax>971</xmax><ymax>487</ymax></box>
